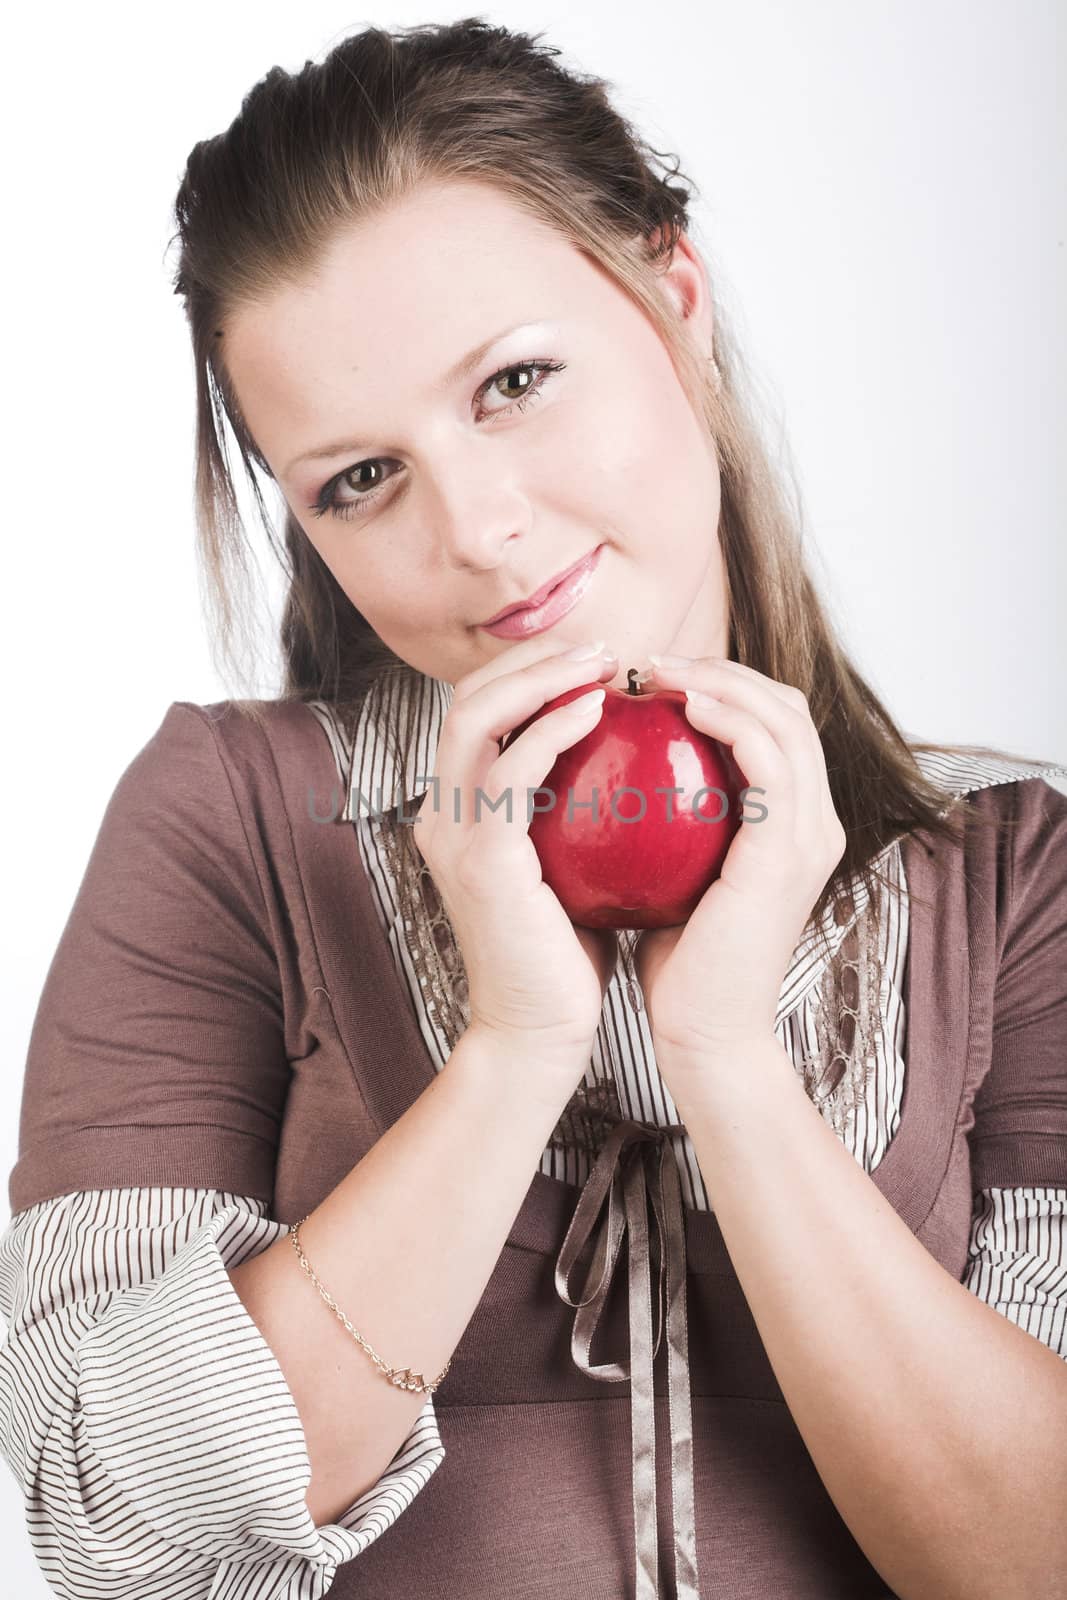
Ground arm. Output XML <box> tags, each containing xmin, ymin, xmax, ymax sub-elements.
<box><xmin>228</xmin><ymin>1021</ymin><xmax>582</xmax><ymax>1527</ymax></box>
<box><xmin>1</xmin><ymin>701</ymin><xmax>587</xmax><ymax>1578</ymax></box>
<box><xmin>659</xmin><ymin>1035</ymin><xmax>1067</xmax><ymax>1600</ymax></box>
<box><xmin>0</xmin><ymin>1186</ymin><xmax>443</xmax><ymax>1596</ymax></box>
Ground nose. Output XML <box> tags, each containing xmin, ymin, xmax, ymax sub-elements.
<box><xmin>428</xmin><ymin>447</ymin><xmax>534</xmax><ymax>573</ymax></box>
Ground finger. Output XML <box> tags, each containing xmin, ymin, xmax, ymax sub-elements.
<box><xmin>658</xmin><ymin>655</ymin><xmax>814</xmax><ymax>716</ymax></box>
<box><xmin>650</xmin><ymin>659</ymin><xmax>812</xmax><ymax>758</ymax></box>
<box><xmin>710</xmin><ymin>661</ymin><xmax>827</xmax><ymax>760</ymax></box>
<box><xmin>652</xmin><ymin>661</ymin><xmax>825</xmax><ymax>822</ymax></box>
<box><xmin>476</xmin><ymin>687</ymin><xmax>609</xmax><ymax>861</ymax></box>
<box><xmin>699</xmin><ymin>663</ymin><xmax>842</xmax><ymax>839</ymax></box>
<box><xmin>486</xmin><ymin>684</ymin><xmax>607</xmax><ymax>819</ymax></box>
<box><xmin>453</xmin><ymin>630</ymin><xmax>614</xmax><ymax>703</ymax></box>
<box><xmin>679</xmin><ymin>695</ymin><xmax>798</xmax><ymax>840</ymax></box>
<box><xmin>426</xmin><ymin>649</ymin><xmax>616</xmax><ymax>847</ymax></box>
<box><xmin>683</xmin><ymin>694</ymin><xmax>846</xmax><ymax>879</ymax></box>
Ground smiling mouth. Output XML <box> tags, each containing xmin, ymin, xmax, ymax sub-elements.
<box><xmin>479</xmin><ymin>544</ymin><xmax>602</xmax><ymax>626</ymax></box>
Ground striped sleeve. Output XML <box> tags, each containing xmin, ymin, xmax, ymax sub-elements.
<box><xmin>0</xmin><ymin>1186</ymin><xmax>445</xmax><ymax>1598</ymax></box>
<box><xmin>963</xmin><ymin>1186</ymin><xmax>1067</xmax><ymax>1361</ymax></box>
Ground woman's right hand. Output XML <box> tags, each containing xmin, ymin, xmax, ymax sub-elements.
<box><xmin>409</xmin><ymin>632</ymin><xmax>621</xmax><ymax>1089</ymax></box>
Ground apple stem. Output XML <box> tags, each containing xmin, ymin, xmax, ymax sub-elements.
<box><xmin>627</xmin><ymin>667</ymin><xmax>642</xmax><ymax>696</ymax></box>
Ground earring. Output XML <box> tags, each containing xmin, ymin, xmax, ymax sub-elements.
<box><xmin>709</xmin><ymin>354</ymin><xmax>723</xmax><ymax>393</ymax></box>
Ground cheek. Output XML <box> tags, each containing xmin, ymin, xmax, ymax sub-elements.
<box><xmin>580</xmin><ymin>376</ymin><xmax>717</xmax><ymax>534</ymax></box>
<box><xmin>333</xmin><ymin>553</ymin><xmax>453</xmax><ymax>662</ymax></box>
<box><xmin>315</xmin><ymin>551</ymin><xmax>409</xmax><ymax>644</ymax></box>
<box><xmin>347</xmin><ymin>586</ymin><xmax>430</xmax><ymax>644</ymax></box>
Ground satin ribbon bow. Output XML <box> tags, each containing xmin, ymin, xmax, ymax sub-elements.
<box><xmin>554</xmin><ymin>1116</ymin><xmax>700</xmax><ymax>1600</ymax></box>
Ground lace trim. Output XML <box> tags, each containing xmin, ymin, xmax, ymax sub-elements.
<box><xmin>377</xmin><ymin>799</ymin><xmax>472</xmax><ymax>1050</ymax></box>
<box><xmin>795</xmin><ymin>892</ymin><xmax>886</xmax><ymax>1139</ymax></box>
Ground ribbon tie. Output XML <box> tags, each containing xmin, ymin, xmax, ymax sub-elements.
<box><xmin>554</xmin><ymin>1116</ymin><xmax>700</xmax><ymax>1599</ymax></box>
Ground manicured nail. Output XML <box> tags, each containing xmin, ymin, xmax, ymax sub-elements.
<box><xmin>563</xmin><ymin>638</ymin><xmax>606</xmax><ymax>660</ymax></box>
<box><xmin>648</xmin><ymin>652</ymin><xmax>694</xmax><ymax>668</ymax></box>
<box><xmin>685</xmin><ymin>688</ymin><xmax>721</xmax><ymax>705</ymax></box>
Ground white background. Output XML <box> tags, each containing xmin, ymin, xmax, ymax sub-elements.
<box><xmin>1</xmin><ymin>1</ymin><xmax>1064</xmax><ymax>1590</ymax></box>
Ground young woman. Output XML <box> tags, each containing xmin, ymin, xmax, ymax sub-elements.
<box><xmin>2</xmin><ymin>19</ymin><xmax>1065</xmax><ymax>1600</ymax></box>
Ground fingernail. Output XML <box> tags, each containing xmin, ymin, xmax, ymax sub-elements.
<box><xmin>563</xmin><ymin>638</ymin><xmax>606</xmax><ymax>660</ymax></box>
<box><xmin>648</xmin><ymin>652</ymin><xmax>694</xmax><ymax>668</ymax></box>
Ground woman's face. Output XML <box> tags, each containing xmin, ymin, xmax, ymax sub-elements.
<box><xmin>223</xmin><ymin>179</ymin><xmax>727</xmax><ymax>688</ymax></box>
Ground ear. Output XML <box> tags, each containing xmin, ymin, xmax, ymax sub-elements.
<box><xmin>647</xmin><ymin>225</ymin><xmax>715</xmax><ymax>358</ymax></box>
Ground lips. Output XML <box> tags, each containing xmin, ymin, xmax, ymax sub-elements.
<box><xmin>480</xmin><ymin>547</ymin><xmax>601</xmax><ymax>626</ymax></box>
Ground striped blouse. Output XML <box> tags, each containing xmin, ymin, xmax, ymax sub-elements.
<box><xmin>1</xmin><ymin>676</ymin><xmax>1065</xmax><ymax>1600</ymax></box>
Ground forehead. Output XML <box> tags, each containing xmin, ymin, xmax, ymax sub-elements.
<box><xmin>221</xmin><ymin>181</ymin><xmax>600</xmax><ymax>439</ymax></box>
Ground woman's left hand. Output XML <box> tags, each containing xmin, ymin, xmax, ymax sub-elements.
<box><xmin>632</xmin><ymin>655</ymin><xmax>847</xmax><ymax>1061</ymax></box>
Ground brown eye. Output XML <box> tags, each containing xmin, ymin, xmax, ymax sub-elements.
<box><xmin>477</xmin><ymin>358</ymin><xmax>566</xmax><ymax>419</ymax></box>
<box><xmin>493</xmin><ymin>366</ymin><xmax>537</xmax><ymax>401</ymax></box>
<box><xmin>342</xmin><ymin>462</ymin><xmax>390</xmax><ymax>493</ymax></box>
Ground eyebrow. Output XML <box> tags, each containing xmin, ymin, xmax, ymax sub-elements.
<box><xmin>284</xmin><ymin>320</ymin><xmax>552</xmax><ymax>475</ymax></box>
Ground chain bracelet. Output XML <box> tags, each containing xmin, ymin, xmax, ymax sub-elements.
<box><xmin>288</xmin><ymin>1215</ymin><xmax>452</xmax><ymax>1395</ymax></box>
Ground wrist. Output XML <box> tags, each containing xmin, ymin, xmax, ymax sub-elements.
<box><xmin>452</xmin><ymin>1021</ymin><xmax>592</xmax><ymax>1112</ymax></box>
<box><xmin>654</xmin><ymin>1029</ymin><xmax>789</xmax><ymax>1089</ymax></box>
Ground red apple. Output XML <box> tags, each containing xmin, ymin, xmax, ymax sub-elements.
<box><xmin>500</xmin><ymin>668</ymin><xmax>749</xmax><ymax>930</ymax></box>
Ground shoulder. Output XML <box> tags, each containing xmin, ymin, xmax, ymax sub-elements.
<box><xmin>76</xmin><ymin>698</ymin><xmax>337</xmax><ymax>916</ymax></box>
<box><xmin>910</xmin><ymin>742</ymin><xmax>1067</xmax><ymax>802</ymax></box>
<box><xmin>138</xmin><ymin>697</ymin><xmax>319</xmax><ymax>764</ymax></box>
<box><xmin>910</xmin><ymin>742</ymin><xmax>1067</xmax><ymax>847</ymax></box>
<box><xmin>116</xmin><ymin>698</ymin><xmax>330</xmax><ymax>816</ymax></box>
<box><xmin>900</xmin><ymin>746</ymin><xmax>1067</xmax><ymax>952</ymax></box>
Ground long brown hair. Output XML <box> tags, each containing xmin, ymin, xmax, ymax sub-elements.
<box><xmin>168</xmin><ymin>17</ymin><xmax>1048</xmax><ymax>1112</ymax></box>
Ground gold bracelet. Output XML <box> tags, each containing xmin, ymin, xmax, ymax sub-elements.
<box><xmin>288</xmin><ymin>1215</ymin><xmax>452</xmax><ymax>1395</ymax></box>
